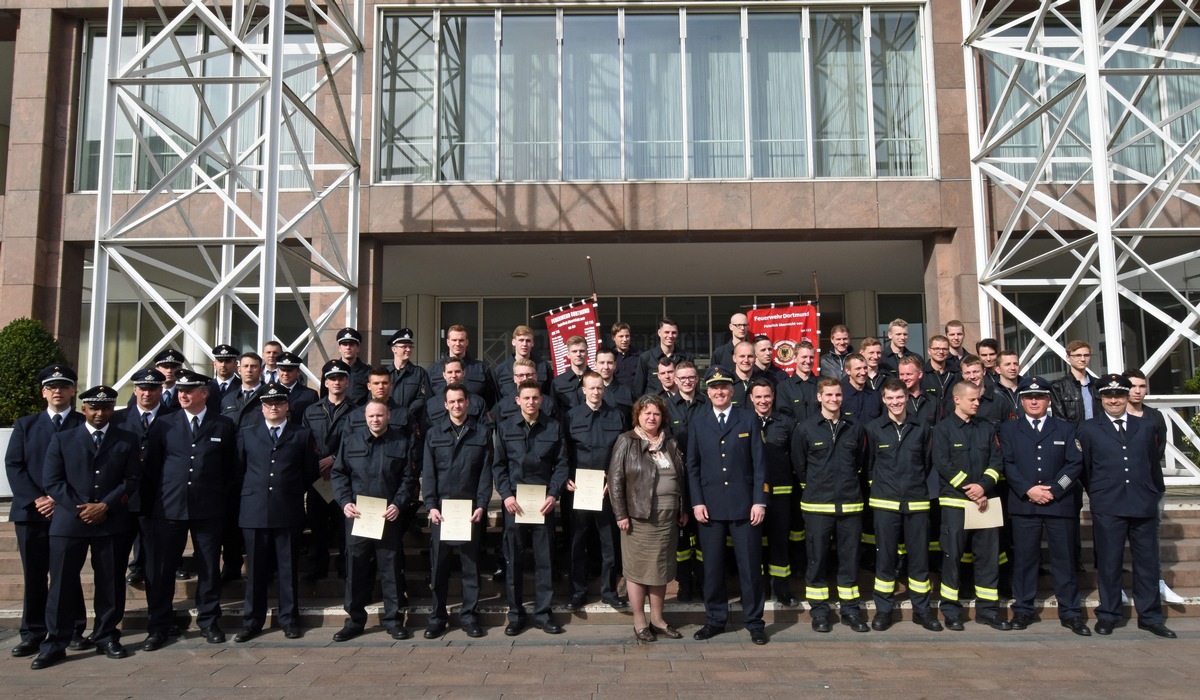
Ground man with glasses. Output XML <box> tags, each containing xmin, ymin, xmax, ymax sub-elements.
<box><xmin>386</xmin><ymin>328</ymin><xmax>434</xmax><ymax>418</ymax></box>
<box><xmin>921</xmin><ymin>335</ymin><xmax>959</xmax><ymax>421</ymax></box>
<box><xmin>1051</xmin><ymin>340</ymin><xmax>1100</xmax><ymax>426</ymax></box>
<box><xmin>713</xmin><ymin>312</ymin><xmax>750</xmax><ymax>372</ymax></box>
<box><xmin>665</xmin><ymin>361</ymin><xmax>707</xmax><ymax>601</ymax></box>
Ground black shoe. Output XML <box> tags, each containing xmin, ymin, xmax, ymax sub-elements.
<box><xmin>202</xmin><ymin>625</ymin><xmax>226</xmax><ymax>644</ymax></box>
<box><xmin>749</xmin><ymin>628</ymin><xmax>769</xmax><ymax>645</ymax></box>
<box><xmin>167</xmin><ymin>625</ymin><xmax>183</xmax><ymax>637</ymax></box>
<box><xmin>912</xmin><ymin>612</ymin><xmax>943</xmax><ymax>631</ymax></box>
<box><xmin>811</xmin><ymin>617</ymin><xmax>832</xmax><ymax>633</ymax></box>
<box><xmin>1095</xmin><ymin>620</ymin><xmax>1115</xmax><ymax>636</ymax></box>
<box><xmin>141</xmin><ymin>632</ymin><xmax>168</xmax><ymax>652</ymax></box>
<box><xmin>175</xmin><ymin>568</ymin><xmax>190</xmax><ymax>580</ymax></box>
<box><xmin>692</xmin><ymin>624</ymin><xmax>724</xmax><ymax>640</ymax></box>
<box><xmin>220</xmin><ymin>569</ymin><xmax>243</xmax><ymax>584</ymax></box>
<box><xmin>775</xmin><ymin>593</ymin><xmax>801</xmax><ymax>608</ymax></box>
<box><xmin>1010</xmin><ymin>614</ymin><xmax>1037</xmax><ymax>631</ymax></box>
<box><xmin>564</xmin><ymin>596</ymin><xmax>585</xmax><ymax>611</ymax></box>
<box><xmin>234</xmin><ymin>628</ymin><xmax>260</xmax><ymax>643</ymax></box>
<box><xmin>68</xmin><ymin>633</ymin><xmax>94</xmax><ymax>651</ymax></box>
<box><xmin>424</xmin><ymin>623</ymin><xmax>446</xmax><ymax>640</ymax></box>
<box><xmin>1061</xmin><ymin>617</ymin><xmax>1091</xmax><ymax>636</ymax></box>
<box><xmin>504</xmin><ymin>620</ymin><xmax>526</xmax><ymax>637</ymax></box>
<box><xmin>976</xmin><ymin>615</ymin><xmax>1012</xmax><ymax>631</ymax></box>
<box><xmin>283</xmin><ymin>624</ymin><xmax>303</xmax><ymax>639</ymax></box>
<box><xmin>390</xmin><ymin>627</ymin><xmax>411</xmax><ymax>640</ymax></box>
<box><xmin>11</xmin><ymin>640</ymin><xmax>40</xmax><ymax>657</ymax></box>
<box><xmin>30</xmin><ymin>650</ymin><xmax>65</xmax><ymax>670</ymax></box>
<box><xmin>126</xmin><ymin>568</ymin><xmax>145</xmax><ymax>585</ymax></box>
<box><xmin>842</xmin><ymin>614</ymin><xmax>870</xmax><ymax>633</ymax></box>
<box><xmin>871</xmin><ymin>613</ymin><xmax>893</xmax><ymax>631</ymax></box>
<box><xmin>1138</xmin><ymin>622</ymin><xmax>1177</xmax><ymax>639</ymax></box>
<box><xmin>96</xmin><ymin>641</ymin><xmax>129</xmax><ymax>659</ymax></box>
<box><xmin>533</xmin><ymin>619</ymin><xmax>564</xmax><ymax>635</ymax></box>
<box><xmin>332</xmin><ymin>625</ymin><xmax>363</xmax><ymax>642</ymax></box>
<box><xmin>602</xmin><ymin>595</ymin><xmax>629</xmax><ymax>610</ymax></box>
<box><xmin>463</xmin><ymin>623</ymin><xmax>485</xmax><ymax>638</ymax></box>
<box><xmin>945</xmin><ymin>617</ymin><xmax>965</xmax><ymax>631</ymax></box>
<box><xmin>676</xmin><ymin>586</ymin><xmax>693</xmax><ymax>603</ymax></box>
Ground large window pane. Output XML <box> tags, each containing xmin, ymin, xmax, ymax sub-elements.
<box><xmin>1106</xmin><ymin>26</ymin><xmax>1163</xmax><ymax>181</ymax></box>
<box><xmin>748</xmin><ymin>13</ymin><xmax>807</xmax><ymax>178</ymax></box>
<box><xmin>871</xmin><ymin>12</ymin><xmax>927</xmax><ymax>176</ymax></box>
<box><xmin>137</xmin><ymin>25</ymin><xmax>200</xmax><ymax>191</ymax></box>
<box><xmin>280</xmin><ymin>34</ymin><xmax>318</xmax><ymax>189</ymax></box>
<box><xmin>983</xmin><ymin>41</ymin><xmax>1043</xmax><ymax>182</ymax></box>
<box><xmin>378</xmin><ymin>15</ymin><xmax>437</xmax><ymax>182</ymax></box>
<box><xmin>687</xmin><ymin>13</ymin><xmax>745</xmax><ymax>178</ymax></box>
<box><xmin>624</xmin><ymin>14</ymin><xmax>683</xmax><ymax>179</ymax></box>
<box><xmin>79</xmin><ymin>28</ymin><xmax>137</xmax><ymax>191</ymax></box>
<box><xmin>501</xmin><ymin>15</ymin><xmax>558</xmax><ymax>180</ymax></box>
<box><xmin>439</xmin><ymin>15</ymin><xmax>497</xmax><ymax>181</ymax></box>
<box><xmin>811</xmin><ymin>12</ymin><xmax>868</xmax><ymax>176</ymax></box>
<box><xmin>1165</xmin><ymin>25</ymin><xmax>1200</xmax><ymax>181</ymax></box>
<box><xmin>563</xmin><ymin>14</ymin><xmax>621</xmax><ymax>180</ymax></box>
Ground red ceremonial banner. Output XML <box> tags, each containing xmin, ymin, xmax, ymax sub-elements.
<box><xmin>544</xmin><ymin>302</ymin><xmax>600</xmax><ymax>375</ymax></box>
<box><xmin>747</xmin><ymin>305</ymin><xmax>820</xmax><ymax>376</ymax></box>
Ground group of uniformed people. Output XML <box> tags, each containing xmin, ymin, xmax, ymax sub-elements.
<box><xmin>4</xmin><ymin>315</ymin><xmax>1179</xmax><ymax>667</ymax></box>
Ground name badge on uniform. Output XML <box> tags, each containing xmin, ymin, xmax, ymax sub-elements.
<box><xmin>210</xmin><ymin>437</ymin><xmax>222</xmax><ymax>442</ymax></box>
<box><xmin>1053</xmin><ymin>440</ymin><xmax>1065</xmax><ymax>445</ymax></box>
<box><xmin>878</xmin><ymin>444</ymin><xmax>891</xmax><ymax>449</ymax></box>
<box><xmin>738</xmin><ymin>432</ymin><xmax>750</xmax><ymax>438</ymax></box>
<box><xmin>953</xmin><ymin>443</ymin><xmax>964</xmax><ymax>448</ymax></box>
<box><xmin>813</xmin><ymin>441</ymin><xmax>826</xmax><ymax>447</ymax></box>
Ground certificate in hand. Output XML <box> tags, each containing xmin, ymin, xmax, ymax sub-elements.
<box><xmin>351</xmin><ymin>495</ymin><xmax>388</xmax><ymax>540</ymax></box>
<box><xmin>572</xmin><ymin>469</ymin><xmax>606</xmax><ymax>512</ymax></box>
<box><xmin>515</xmin><ymin>484</ymin><xmax>547</xmax><ymax>525</ymax></box>
<box><xmin>963</xmin><ymin>497</ymin><xmax>1003</xmax><ymax>530</ymax></box>
<box><xmin>311</xmin><ymin>476</ymin><xmax>335</xmax><ymax>504</ymax></box>
<box><xmin>439</xmin><ymin>499</ymin><xmax>474</xmax><ymax>543</ymax></box>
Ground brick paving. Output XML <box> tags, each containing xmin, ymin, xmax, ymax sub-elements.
<box><xmin>2</xmin><ymin>618</ymin><xmax>1198</xmax><ymax>698</ymax></box>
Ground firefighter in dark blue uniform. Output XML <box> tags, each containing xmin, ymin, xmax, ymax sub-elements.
<box><xmin>1079</xmin><ymin>373</ymin><xmax>1175</xmax><ymax>638</ymax></box>
<box><xmin>494</xmin><ymin>325</ymin><xmax>553</xmax><ymax>403</ymax></box>
<box><xmin>275</xmin><ymin>352</ymin><xmax>319</xmax><ymax>423</ymax></box>
<box><xmin>331</xmin><ymin>327</ymin><xmax>371</xmax><ymax>406</ymax></box>
<box><xmin>428</xmin><ymin>325</ymin><xmax>498</xmax><ymax>409</ymax></box>
<box><xmin>634</xmin><ymin>318</ymin><xmax>693</xmax><ymax>396</ymax></box>
<box><xmin>686</xmin><ymin>368</ymin><xmax>769</xmax><ymax>645</ymax></box>
<box><xmin>207</xmin><ymin>344</ymin><xmax>242</xmax><ymax>414</ymax></box>
<box><xmin>932</xmin><ymin>381</ymin><xmax>1010</xmax><ymax>630</ymax></box>
<box><xmin>664</xmin><ymin>361</ymin><xmax>707</xmax><ymax>601</ymax></box>
<box><xmin>998</xmin><ymin>376</ymin><xmax>1088</xmax><ymax>635</ymax></box>
<box><xmin>385</xmin><ymin>328</ymin><xmax>434</xmax><ymax>419</ymax></box>
<box><xmin>302</xmin><ymin>360</ymin><xmax>355</xmax><ymax>581</ymax></box>
<box><xmin>113</xmin><ymin>369</ymin><xmax>173</xmax><ymax>586</ymax></box>
<box><xmin>747</xmin><ymin>379</ymin><xmax>801</xmax><ymax>607</ymax></box>
<box><xmin>422</xmin><ymin>382</ymin><xmax>494</xmax><ymax>639</ymax></box>
<box><xmin>794</xmin><ymin>376</ymin><xmax>869</xmax><ymax>633</ymax></box>
<box><xmin>866</xmin><ymin>379</ymin><xmax>940</xmax><ymax>631</ymax></box>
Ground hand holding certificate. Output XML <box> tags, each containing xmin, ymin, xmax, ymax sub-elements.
<box><xmin>964</xmin><ymin>497</ymin><xmax>1003</xmax><ymax>529</ymax></box>
<box><xmin>351</xmin><ymin>495</ymin><xmax>389</xmax><ymax>540</ymax></box>
<box><xmin>311</xmin><ymin>476</ymin><xmax>335</xmax><ymax>504</ymax></box>
<box><xmin>515</xmin><ymin>484</ymin><xmax>547</xmax><ymax>524</ymax></box>
<box><xmin>572</xmin><ymin>469</ymin><xmax>606</xmax><ymax>512</ymax></box>
<box><xmin>439</xmin><ymin>499</ymin><xmax>474</xmax><ymax>543</ymax></box>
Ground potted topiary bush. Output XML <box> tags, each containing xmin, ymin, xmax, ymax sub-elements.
<box><xmin>0</xmin><ymin>318</ymin><xmax>69</xmax><ymax>496</ymax></box>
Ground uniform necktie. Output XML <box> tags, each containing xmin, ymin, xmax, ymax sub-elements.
<box><xmin>52</xmin><ymin>414</ymin><xmax>62</xmax><ymax>431</ymax></box>
<box><xmin>244</xmin><ymin>389</ymin><xmax>254</xmax><ymax>402</ymax></box>
<box><xmin>1115</xmin><ymin>418</ymin><xmax>1126</xmax><ymax>438</ymax></box>
<box><xmin>1032</xmin><ymin>419</ymin><xmax>1040</xmax><ymax>432</ymax></box>
<box><xmin>718</xmin><ymin>412</ymin><xmax>726</xmax><ymax>429</ymax></box>
<box><xmin>191</xmin><ymin>416</ymin><xmax>200</xmax><ymax>435</ymax></box>
<box><xmin>163</xmin><ymin>390</ymin><xmax>172</xmax><ymax>407</ymax></box>
<box><xmin>142</xmin><ymin>412</ymin><xmax>151</xmax><ymax>430</ymax></box>
<box><xmin>220</xmin><ymin>381</ymin><xmax>228</xmax><ymax>393</ymax></box>
<box><xmin>93</xmin><ymin>431</ymin><xmax>103</xmax><ymax>449</ymax></box>
<box><xmin>270</xmin><ymin>426</ymin><xmax>280</xmax><ymax>443</ymax></box>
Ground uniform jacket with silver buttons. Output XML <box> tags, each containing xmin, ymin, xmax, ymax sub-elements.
<box><xmin>143</xmin><ymin>410</ymin><xmax>239</xmax><ymax>521</ymax></box>
<box><xmin>1078</xmin><ymin>413</ymin><xmax>1163</xmax><ymax>519</ymax></box>
<box><xmin>42</xmin><ymin>424</ymin><xmax>140</xmax><ymax>537</ymax></box>
<box><xmin>998</xmin><ymin>415</ymin><xmax>1082</xmax><ymax>518</ymax></box>
<box><xmin>237</xmin><ymin>421</ymin><xmax>318</xmax><ymax>528</ymax></box>
<box><xmin>686</xmin><ymin>405</ymin><xmax>767</xmax><ymax>520</ymax></box>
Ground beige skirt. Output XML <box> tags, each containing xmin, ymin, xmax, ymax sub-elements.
<box><xmin>620</xmin><ymin>507</ymin><xmax>679</xmax><ymax>586</ymax></box>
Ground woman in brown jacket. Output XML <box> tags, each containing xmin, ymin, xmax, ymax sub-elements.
<box><xmin>608</xmin><ymin>393</ymin><xmax>688</xmax><ymax>642</ymax></box>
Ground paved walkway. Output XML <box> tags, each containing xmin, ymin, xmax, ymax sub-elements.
<box><xmin>2</xmin><ymin>618</ymin><xmax>1198</xmax><ymax>698</ymax></box>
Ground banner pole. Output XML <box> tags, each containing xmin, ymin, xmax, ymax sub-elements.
<box><xmin>812</xmin><ymin>271</ymin><xmax>820</xmax><ymax>305</ymax></box>
<box><xmin>587</xmin><ymin>255</ymin><xmax>598</xmax><ymax>303</ymax></box>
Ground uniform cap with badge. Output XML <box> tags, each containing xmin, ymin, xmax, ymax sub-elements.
<box><xmin>211</xmin><ymin>344</ymin><xmax>239</xmax><ymax>360</ymax></box>
<box><xmin>259</xmin><ymin>382</ymin><xmax>291</xmax><ymax>403</ymax></box>
<box><xmin>38</xmin><ymin>364</ymin><xmax>78</xmax><ymax>387</ymax></box>
<box><xmin>79</xmin><ymin>385</ymin><xmax>119</xmax><ymax>405</ymax></box>
<box><xmin>131</xmin><ymin>368</ymin><xmax>166</xmax><ymax>386</ymax></box>
<box><xmin>389</xmin><ymin>327</ymin><xmax>415</xmax><ymax>346</ymax></box>
<box><xmin>275</xmin><ymin>352</ymin><xmax>304</xmax><ymax>368</ymax></box>
<box><xmin>175</xmin><ymin>369</ymin><xmax>212</xmax><ymax>387</ymax></box>
<box><xmin>321</xmin><ymin>359</ymin><xmax>351</xmax><ymax>378</ymax></box>
<box><xmin>704</xmin><ymin>367</ymin><xmax>734</xmax><ymax>387</ymax></box>
<box><xmin>1017</xmin><ymin>375</ymin><xmax>1052</xmax><ymax>396</ymax></box>
<box><xmin>1095</xmin><ymin>373</ymin><xmax>1131</xmax><ymax>395</ymax></box>
<box><xmin>335</xmin><ymin>327</ymin><xmax>362</xmax><ymax>345</ymax></box>
<box><xmin>154</xmin><ymin>348</ymin><xmax>187</xmax><ymax>367</ymax></box>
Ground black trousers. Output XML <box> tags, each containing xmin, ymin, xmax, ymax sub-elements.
<box><xmin>804</xmin><ymin>511</ymin><xmax>862</xmax><ymax>618</ymax></box>
<box><xmin>429</xmin><ymin>521</ymin><xmax>483</xmax><ymax>625</ymax></box>
<box><xmin>569</xmin><ymin>502</ymin><xmax>618</xmax><ymax>599</ymax></box>
<box><xmin>1010</xmin><ymin>513</ymin><xmax>1081</xmax><ymax>618</ymax></box>
<box><xmin>221</xmin><ymin>493</ymin><xmax>243</xmax><ymax>576</ymax></box>
<box><xmin>305</xmin><ymin>487</ymin><xmax>345</xmax><ymax>576</ymax></box>
<box><xmin>697</xmin><ymin>517</ymin><xmax>765</xmax><ymax>631</ymax></box>
<box><xmin>242</xmin><ymin>526</ymin><xmax>301</xmax><ymax>630</ymax></box>
<box><xmin>502</xmin><ymin>511</ymin><xmax>556</xmax><ymax>624</ymax></box>
<box><xmin>1092</xmin><ymin>512</ymin><xmax>1162</xmax><ymax>624</ymax></box>
<box><xmin>144</xmin><ymin>516</ymin><xmax>223</xmax><ymax>632</ymax></box>
<box><xmin>939</xmin><ymin>507</ymin><xmax>1000</xmax><ymax>619</ymax></box>
<box><xmin>14</xmin><ymin>521</ymin><xmax>86</xmax><ymax>643</ymax></box>
<box><xmin>873</xmin><ymin>509</ymin><xmax>931</xmax><ymax>615</ymax></box>
<box><xmin>41</xmin><ymin>534</ymin><xmax>125</xmax><ymax>655</ymax></box>
<box><xmin>763</xmin><ymin>491</ymin><xmax>795</xmax><ymax>595</ymax></box>
<box><xmin>343</xmin><ymin>519</ymin><xmax>407</xmax><ymax>630</ymax></box>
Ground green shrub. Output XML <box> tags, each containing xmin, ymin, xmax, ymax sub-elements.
<box><xmin>0</xmin><ymin>318</ymin><xmax>69</xmax><ymax>427</ymax></box>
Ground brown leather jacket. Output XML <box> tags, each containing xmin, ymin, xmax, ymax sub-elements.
<box><xmin>607</xmin><ymin>431</ymin><xmax>686</xmax><ymax>521</ymax></box>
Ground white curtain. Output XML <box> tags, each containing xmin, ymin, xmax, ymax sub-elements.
<box><xmin>811</xmin><ymin>12</ymin><xmax>868</xmax><ymax>177</ymax></box>
<box><xmin>748</xmin><ymin>13</ymin><xmax>807</xmax><ymax>178</ymax></box>
<box><xmin>871</xmin><ymin>12</ymin><xmax>927</xmax><ymax>176</ymax></box>
<box><xmin>563</xmin><ymin>14</ymin><xmax>621</xmax><ymax>180</ymax></box>
<box><xmin>500</xmin><ymin>15</ymin><xmax>558</xmax><ymax>181</ymax></box>
<box><xmin>624</xmin><ymin>14</ymin><xmax>683</xmax><ymax>179</ymax></box>
<box><xmin>439</xmin><ymin>15</ymin><xmax>497</xmax><ymax>181</ymax></box>
<box><xmin>378</xmin><ymin>15</ymin><xmax>437</xmax><ymax>182</ymax></box>
<box><xmin>687</xmin><ymin>13</ymin><xmax>745</xmax><ymax>179</ymax></box>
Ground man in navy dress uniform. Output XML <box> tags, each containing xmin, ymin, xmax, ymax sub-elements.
<box><xmin>207</xmin><ymin>343</ymin><xmax>242</xmax><ymax>414</ymax></box>
<box><xmin>114</xmin><ymin>368</ymin><xmax>174</xmax><ymax>586</ymax></box>
<box><xmin>31</xmin><ymin>386</ymin><xmax>140</xmax><ymax>669</ymax></box>
<box><xmin>998</xmin><ymin>376</ymin><xmax>1089</xmax><ymax>635</ymax></box>
<box><xmin>234</xmin><ymin>383</ymin><xmax>319</xmax><ymax>642</ymax></box>
<box><xmin>140</xmin><ymin>370</ymin><xmax>239</xmax><ymax>649</ymax></box>
<box><xmin>5</xmin><ymin>365</ymin><xmax>88</xmax><ymax>658</ymax></box>
<box><xmin>1078</xmin><ymin>373</ymin><xmax>1175</xmax><ymax>638</ymax></box>
<box><xmin>275</xmin><ymin>351</ymin><xmax>319</xmax><ymax>422</ymax></box>
<box><xmin>687</xmin><ymin>368</ymin><xmax>769</xmax><ymax>645</ymax></box>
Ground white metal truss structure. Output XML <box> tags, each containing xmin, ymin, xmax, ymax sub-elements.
<box><xmin>87</xmin><ymin>0</ymin><xmax>363</xmax><ymax>386</ymax></box>
<box><xmin>963</xmin><ymin>0</ymin><xmax>1200</xmax><ymax>483</ymax></box>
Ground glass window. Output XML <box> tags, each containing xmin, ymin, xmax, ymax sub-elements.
<box><xmin>617</xmin><ymin>297</ymin><xmax>664</xmax><ymax>353</ymax></box>
<box><xmin>748</xmin><ymin>13</ymin><xmax>807</xmax><ymax>178</ymax></box>
<box><xmin>1106</xmin><ymin>26</ymin><xmax>1163</xmax><ymax>180</ymax></box>
<box><xmin>811</xmin><ymin>12</ymin><xmax>869</xmax><ymax>176</ymax></box>
<box><xmin>378</xmin><ymin>15</ymin><xmax>437</xmax><ymax>182</ymax></box>
<box><xmin>665</xmin><ymin>296</ymin><xmax>710</xmax><ymax>358</ymax></box>
<box><xmin>438</xmin><ymin>300</ymin><xmax>480</xmax><ymax>356</ymax></box>
<box><xmin>79</xmin><ymin>27</ymin><xmax>137</xmax><ymax>191</ymax></box>
<box><xmin>563</xmin><ymin>14</ymin><xmax>621</xmax><ymax>180</ymax></box>
<box><xmin>1165</xmin><ymin>26</ymin><xmax>1200</xmax><ymax>182</ymax></box>
<box><xmin>438</xmin><ymin>15</ymin><xmax>497</xmax><ymax>181</ymax></box>
<box><xmin>877</xmin><ymin>293</ymin><xmax>925</xmax><ymax>352</ymax></box>
<box><xmin>500</xmin><ymin>15</ymin><xmax>558</xmax><ymax>180</ymax></box>
<box><xmin>871</xmin><ymin>12</ymin><xmax>927</xmax><ymax>176</ymax></box>
<box><xmin>623</xmin><ymin>14</ymin><xmax>684</xmax><ymax>179</ymax></box>
<box><xmin>482</xmin><ymin>298</ymin><xmax>528</xmax><ymax>366</ymax></box>
<box><xmin>687</xmin><ymin>13</ymin><xmax>745</xmax><ymax>178</ymax></box>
